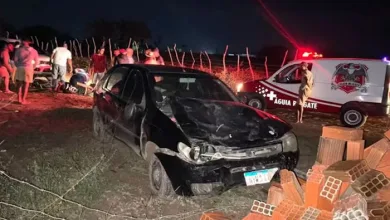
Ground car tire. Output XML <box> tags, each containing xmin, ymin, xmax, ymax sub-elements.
<box><xmin>247</xmin><ymin>95</ymin><xmax>266</xmax><ymax>110</ymax></box>
<box><xmin>149</xmin><ymin>155</ymin><xmax>175</xmax><ymax>197</ymax></box>
<box><xmin>92</xmin><ymin>107</ymin><xmax>113</xmax><ymax>143</ymax></box>
<box><xmin>340</xmin><ymin>107</ymin><xmax>367</xmax><ymax>128</ymax></box>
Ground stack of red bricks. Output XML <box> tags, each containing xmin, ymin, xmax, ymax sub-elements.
<box><xmin>200</xmin><ymin>126</ymin><xmax>390</xmax><ymax>220</ymax></box>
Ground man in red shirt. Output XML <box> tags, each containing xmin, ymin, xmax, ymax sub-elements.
<box><xmin>90</xmin><ymin>48</ymin><xmax>107</xmax><ymax>86</ymax></box>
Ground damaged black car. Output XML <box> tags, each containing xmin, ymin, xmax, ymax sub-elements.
<box><xmin>92</xmin><ymin>64</ymin><xmax>299</xmax><ymax>197</ymax></box>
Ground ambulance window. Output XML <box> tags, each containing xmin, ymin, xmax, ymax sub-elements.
<box><xmin>276</xmin><ymin>63</ymin><xmax>312</xmax><ymax>84</ymax></box>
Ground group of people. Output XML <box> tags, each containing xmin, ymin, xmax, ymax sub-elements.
<box><xmin>51</xmin><ymin>44</ymin><xmax>166</xmax><ymax>94</ymax></box>
<box><xmin>0</xmin><ymin>37</ymin><xmax>39</xmax><ymax>104</ymax></box>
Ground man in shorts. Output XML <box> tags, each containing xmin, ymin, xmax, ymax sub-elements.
<box><xmin>14</xmin><ymin>37</ymin><xmax>39</xmax><ymax>104</ymax></box>
<box><xmin>51</xmin><ymin>42</ymin><xmax>72</xmax><ymax>92</ymax></box>
<box><xmin>90</xmin><ymin>48</ymin><xmax>107</xmax><ymax>87</ymax></box>
<box><xmin>296</xmin><ymin>62</ymin><xmax>314</xmax><ymax>123</ymax></box>
<box><xmin>0</xmin><ymin>42</ymin><xmax>15</xmax><ymax>93</ymax></box>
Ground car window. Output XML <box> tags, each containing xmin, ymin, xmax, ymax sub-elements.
<box><xmin>151</xmin><ymin>74</ymin><xmax>236</xmax><ymax>102</ymax></box>
<box><xmin>104</xmin><ymin>66</ymin><xmax>130</xmax><ymax>96</ymax></box>
<box><xmin>122</xmin><ymin>70</ymin><xmax>144</xmax><ymax>104</ymax></box>
<box><xmin>275</xmin><ymin>63</ymin><xmax>313</xmax><ymax>84</ymax></box>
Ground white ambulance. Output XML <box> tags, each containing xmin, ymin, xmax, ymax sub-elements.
<box><xmin>237</xmin><ymin>55</ymin><xmax>390</xmax><ymax>128</ymax></box>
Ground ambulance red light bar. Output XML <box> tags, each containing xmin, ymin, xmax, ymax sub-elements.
<box><xmin>301</xmin><ymin>51</ymin><xmax>323</xmax><ymax>58</ymax></box>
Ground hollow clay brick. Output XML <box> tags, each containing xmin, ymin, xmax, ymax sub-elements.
<box><xmin>304</xmin><ymin>171</ymin><xmax>325</xmax><ymax>208</ymax></box>
<box><xmin>267</xmin><ymin>186</ymin><xmax>284</xmax><ymax>206</ymax></box>
<box><xmin>242</xmin><ymin>213</ymin><xmax>271</xmax><ymax>220</ymax></box>
<box><xmin>333</xmin><ymin>194</ymin><xmax>368</xmax><ymax>220</ymax></box>
<box><xmin>316</xmin><ymin>137</ymin><xmax>346</xmax><ymax>165</ymax></box>
<box><xmin>316</xmin><ymin>210</ymin><xmax>333</xmax><ymax>220</ymax></box>
<box><xmin>279</xmin><ymin>170</ymin><xmax>304</xmax><ymax>205</ymax></box>
<box><xmin>301</xmin><ymin>207</ymin><xmax>321</xmax><ymax>220</ymax></box>
<box><xmin>384</xmin><ymin>129</ymin><xmax>390</xmax><ymax>140</ymax></box>
<box><xmin>376</xmin><ymin>185</ymin><xmax>390</xmax><ymax>201</ymax></box>
<box><xmin>251</xmin><ymin>200</ymin><xmax>276</xmax><ymax>217</ymax></box>
<box><xmin>323</xmin><ymin>160</ymin><xmax>370</xmax><ymax>182</ymax></box>
<box><xmin>200</xmin><ymin>212</ymin><xmax>231</xmax><ymax>220</ymax></box>
<box><xmin>284</xmin><ymin>204</ymin><xmax>305</xmax><ymax>220</ymax></box>
<box><xmin>322</xmin><ymin>126</ymin><xmax>363</xmax><ymax>141</ymax></box>
<box><xmin>346</xmin><ymin>140</ymin><xmax>365</xmax><ymax>160</ymax></box>
<box><xmin>376</xmin><ymin>151</ymin><xmax>390</xmax><ymax>178</ymax></box>
<box><xmin>351</xmin><ymin>169</ymin><xmax>390</xmax><ymax>199</ymax></box>
<box><xmin>318</xmin><ymin>176</ymin><xmax>343</xmax><ymax>211</ymax></box>
<box><xmin>367</xmin><ymin>200</ymin><xmax>390</xmax><ymax>220</ymax></box>
<box><xmin>365</xmin><ymin>138</ymin><xmax>390</xmax><ymax>169</ymax></box>
<box><xmin>272</xmin><ymin>200</ymin><xmax>293</xmax><ymax>220</ymax></box>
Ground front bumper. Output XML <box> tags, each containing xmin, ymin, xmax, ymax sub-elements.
<box><xmin>156</xmin><ymin>150</ymin><xmax>299</xmax><ymax>195</ymax></box>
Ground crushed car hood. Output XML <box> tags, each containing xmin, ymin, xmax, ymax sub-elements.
<box><xmin>169</xmin><ymin>97</ymin><xmax>291</xmax><ymax>147</ymax></box>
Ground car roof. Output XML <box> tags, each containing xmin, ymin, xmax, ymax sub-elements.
<box><xmin>119</xmin><ymin>64</ymin><xmax>215</xmax><ymax>78</ymax></box>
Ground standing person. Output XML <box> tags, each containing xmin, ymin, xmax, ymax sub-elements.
<box><xmin>0</xmin><ymin>42</ymin><xmax>15</xmax><ymax>93</ymax></box>
<box><xmin>144</xmin><ymin>49</ymin><xmax>158</xmax><ymax>65</ymax></box>
<box><xmin>153</xmin><ymin>48</ymin><xmax>165</xmax><ymax>65</ymax></box>
<box><xmin>90</xmin><ymin>48</ymin><xmax>107</xmax><ymax>86</ymax></box>
<box><xmin>296</xmin><ymin>62</ymin><xmax>314</xmax><ymax>123</ymax></box>
<box><xmin>126</xmin><ymin>48</ymin><xmax>135</xmax><ymax>64</ymax></box>
<box><xmin>51</xmin><ymin>43</ymin><xmax>72</xmax><ymax>92</ymax></box>
<box><xmin>14</xmin><ymin>37</ymin><xmax>39</xmax><ymax>104</ymax></box>
<box><xmin>114</xmin><ymin>49</ymin><xmax>132</xmax><ymax>65</ymax></box>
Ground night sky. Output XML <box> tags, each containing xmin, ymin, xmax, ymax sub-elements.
<box><xmin>1</xmin><ymin>0</ymin><xmax>389</xmax><ymax>57</ymax></box>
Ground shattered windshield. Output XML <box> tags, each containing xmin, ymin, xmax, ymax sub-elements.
<box><xmin>149</xmin><ymin>73</ymin><xmax>238</xmax><ymax>103</ymax></box>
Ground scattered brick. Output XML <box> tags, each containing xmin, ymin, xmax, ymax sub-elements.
<box><xmin>384</xmin><ymin>129</ymin><xmax>390</xmax><ymax>140</ymax></box>
<box><xmin>323</xmin><ymin>160</ymin><xmax>370</xmax><ymax>182</ymax></box>
<box><xmin>200</xmin><ymin>212</ymin><xmax>231</xmax><ymax>220</ymax></box>
<box><xmin>376</xmin><ymin>151</ymin><xmax>390</xmax><ymax>178</ymax></box>
<box><xmin>351</xmin><ymin>169</ymin><xmax>390</xmax><ymax>199</ymax></box>
<box><xmin>367</xmin><ymin>200</ymin><xmax>390</xmax><ymax>220</ymax></box>
<box><xmin>376</xmin><ymin>185</ymin><xmax>390</xmax><ymax>201</ymax></box>
<box><xmin>318</xmin><ymin>176</ymin><xmax>343</xmax><ymax>211</ymax></box>
<box><xmin>305</xmin><ymin>171</ymin><xmax>325</xmax><ymax>208</ymax></box>
<box><xmin>301</xmin><ymin>207</ymin><xmax>321</xmax><ymax>220</ymax></box>
<box><xmin>365</xmin><ymin>138</ymin><xmax>390</xmax><ymax>169</ymax></box>
<box><xmin>316</xmin><ymin>137</ymin><xmax>346</xmax><ymax>165</ymax></box>
<box><xmin>251</xmin><ymin>200</ymin><xmax>275</xmax><ymax>217</ymax></box>
<box><xmin>322</xmin><ymin>126</ymin><xmax>363</xmax><ymax>141</ymax></box>
<box><xmin>316</xmin><ymin>210</ymin><xmax>333</xmax><ymax>220</ymax></box>
<box><xmin>279</xmin><ymin>170</ymin><xmax>304</xmax><ymax>205</ymax></box>
<box><xmin>267</xmin><ymin>186</ymin><xmax>284</xmax><ymax>206</ymax></box>
<box><xmin>242</xmin><ymin>213</ymin><xmax>271</xmax><ymax>220</ymax></box>
<box><xmin>284</xmin><ymin>204</ymin><xmax>305</xmax><ymax>220</ymax></box>
<box><xmin>346</xmin><ymin>140</ymin><xmax>365</xmax><ymax>160</ymax></box>
<box><xmin>272</xmin><ymin>200</ymin><xmax>293</xmax><ymax>220</ymax></box>
<box><xmin>334</xmin><ymin>194</ymin><xmax>368</xmax><ymax>220</ymax></box>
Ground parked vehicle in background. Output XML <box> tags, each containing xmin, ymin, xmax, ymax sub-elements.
<box><xmin>92</xmin><ymin>64</ymin><xmax>299</xmax><ymax>197</ymax></box>
<box><xmin>236</xmin><ymin>52</ymin><xmax>390</xmax><ymax>128</ymax></box>
<box><xmin>0</xmin><ymin>37</ymin><xmax>51</xmax><ymax>76</ymax></box>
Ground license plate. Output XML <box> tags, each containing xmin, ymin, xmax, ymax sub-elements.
<box><xmin>244</xmin><ymin>168</ymin><xmax>278</xmax><ymax>186</ymax></box>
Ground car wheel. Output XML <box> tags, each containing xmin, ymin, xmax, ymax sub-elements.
<box><xmin>149</xmin><ymin>155</ymin><xmax>175</xmax><ymax>197</ymax></box>
<box><xmin>92</xmin><ymin>107</ymin><xmax>113</xmax><ymax>143</ymax></box>
<box><xmin>248</xmin><ymin>95</ymin><xmax>266</xmax><ymax>110</ymax></box>
<box><xmin>340</xmin><ymin>108</ymin><xmax>367</xmax><ymax>128</ymax></box>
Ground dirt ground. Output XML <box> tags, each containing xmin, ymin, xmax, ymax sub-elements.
<box><xmin>0</xmin><ymin>91</ymin><xmax>388</xmax><ymax>220</ymax></box>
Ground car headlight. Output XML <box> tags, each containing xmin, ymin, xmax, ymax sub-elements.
<box><xmin>281</xmin><ymin>131</ymin><xmax>298</xmax><ymax>152</ymax></box>
<box><xmin>236</xmin><ymin>83</ymin><xmax>243</xmax><ymax>92</ymax></box>
<box><xmin>178</xmin><ymin>142</ymin><xmax>199</xmax><ymax>160</ymax></box>
<box><xmin>177</xmin><ymin>142</ymin><xmax>216</xmax><ymax>163</ymax></box>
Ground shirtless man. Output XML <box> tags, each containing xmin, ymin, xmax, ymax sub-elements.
<box><xmin>0</xmin><ymin>42</ymin><xmax>15</xmax><ymax>93</ymax></box>
<box><xmin>297</xmin><ymin>62</ymin><xmax>313</xmax><ymax>123</ymax></box>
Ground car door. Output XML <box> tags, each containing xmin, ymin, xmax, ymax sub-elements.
<box><xmin>98</xmin><ymin>66</ymin><xmax>131</xmax><ymax>137</ymax></box>
<box><xmin>115</xmin><ymin>69</ymin><xmax>146</xmax><ymax>154</ymax></box>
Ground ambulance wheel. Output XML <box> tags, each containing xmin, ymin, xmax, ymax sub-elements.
<box><xmin>247</xmin><ymin>95</ymin><xmax>266</xmax><ymax>110</ymax></box>
<box><xmin>340</xmin><ymin>108</ymin><xmax>367</xmax><ymax>128</ymax></box>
